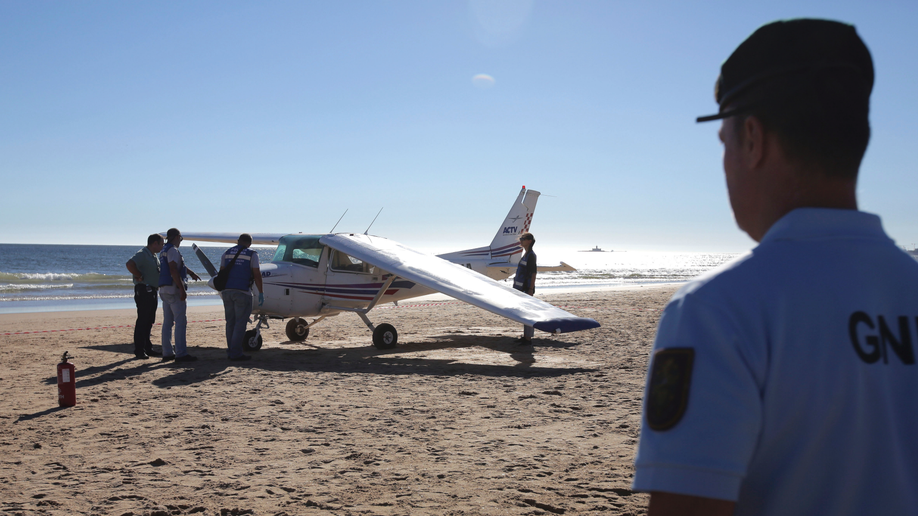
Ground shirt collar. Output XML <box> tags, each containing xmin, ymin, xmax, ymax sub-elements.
<box><xmin>760</xmin><ymin>208</ymin><xmax>885</xmax><ymax>244</ymax></box>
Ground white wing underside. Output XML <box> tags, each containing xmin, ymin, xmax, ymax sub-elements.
<box><xmin>177</xmin><ymin>232</ymin><xmax>290</xmax><ymax>246</ymax></box>
<box><xmin>320</xmin><ymin>234</ymin><xmax>599</xmax><ymax>334</ymax></box>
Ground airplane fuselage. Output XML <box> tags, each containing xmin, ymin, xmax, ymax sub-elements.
<box><xmin>253</xmin><ymin>233</ymin><xmax>516</xmax><ymax>319</ymax></box>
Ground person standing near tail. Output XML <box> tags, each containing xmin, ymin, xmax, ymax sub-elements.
<box><xmin>513</xmin><ymin>232</ymin><xmax>537</xmax><ymax>345</ymax></box>
<box><xmin>219</xmin><ymin>233</ymin><xmax>264</xmax><ymax>361</ymax></box>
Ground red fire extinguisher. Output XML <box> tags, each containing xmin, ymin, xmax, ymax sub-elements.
<box><xmin>57</xmin><ymin>351</ymin><xmax>76</xmax><ymax>407</ymax></box>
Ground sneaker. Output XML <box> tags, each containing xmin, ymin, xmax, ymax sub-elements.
<box><xmin>175</xmin><ymin>355</ymin><xmax>198</xmax><ymax>363</ymax></box>
<box><xmin>145</xmin><ymin>349</ymin><xmax>162</xmax><ymax>357</ymax></box>
<box><xmin>161</xmin><ymin>355</ymin><xmax>176</xmax><ymax>362</ymax></box>
<box><xmin>134</xmin><ymin>353</ymin><xmax>150</xmax><ymax>360</ymax></box>
<box><xmin>516</xmin><ymin>339</ymin><xmax>532</xmax><ymax>346</ymax></box>
<box><xmin>229</xmin><ymin>355</ymin><xmax>251</xmax><ymax>361</ymax></box>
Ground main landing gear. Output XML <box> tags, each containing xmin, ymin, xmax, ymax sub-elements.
<box><xmin>324</xmin><ymin>274</ymin><xmax>399</xmax><ymax>350</ymax></box>
<box><xmin>372</xmin><ymin>323</ymin><xmax>398</xmax><ymax>350</ymax></box>
<box><xmin>285</xmin><ymin>318</ymin><xmax>310</xmax><ymax>341</ymax></box>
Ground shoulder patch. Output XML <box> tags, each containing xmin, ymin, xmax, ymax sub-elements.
<box><xmin>646</xmin><ymin>348</ymin><xmax>695</xmax><ymax>431</ymax></box>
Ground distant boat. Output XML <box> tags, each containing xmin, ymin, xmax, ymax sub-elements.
<box><xmin>907</xmin><ymin>246</ymin><xmax>918</xmax><ymax>257</ymax></box>
<box><xmin>579</xmin><ymin>246</ymin><xmax>611</xmax><ymax>253</ymax></box>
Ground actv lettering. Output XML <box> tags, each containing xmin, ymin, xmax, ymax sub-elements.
<box><xmin>848</xmin><ymin>311</ymin><xmax>916</xmax><ymax>365</ymax></box>
<box><xmin>503</xmin><ymin>227</ymin><xmax>518</xmax><ymax>234</ymax></box>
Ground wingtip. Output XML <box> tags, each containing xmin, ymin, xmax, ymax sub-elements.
<box><xmin>534</xmin><ymin>317</ymin><xmax>601</xmax><ymax>334</ymax></box>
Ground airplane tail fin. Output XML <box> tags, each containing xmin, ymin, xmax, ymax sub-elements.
<box><xmin>437</xmin><ymin>186</ymin><xmax>542</xmax><ymax>280</ymax></box>
<box><xmin>489</xmin><ymin>186</ymin><xmax>540</xmax><ymax>263</ymax></box>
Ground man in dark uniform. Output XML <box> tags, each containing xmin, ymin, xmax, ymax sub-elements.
<box><xmin>126</xmin><ymin>233</ymin><xmax>164</xmax><ymax>359</ymax></box>
<box><xmin>512</xmin><ymin>232</ymin><xmax>537</xmax><ymax>345</ymax></box>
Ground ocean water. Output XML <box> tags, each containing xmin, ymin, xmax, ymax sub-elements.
<box><xmin>0</xmin><ymin>243</ymin><xmax>740</xmax><ymax>314</ymax></box>
<box><xmin>0</xmin><ymin>244</ymin><xmax>277</xmax><ymax>314</ymax></box>
<box><xmin>534</xmin><ymin>249</ymin><xmax>739</xmax><ymax>289</ymax></box>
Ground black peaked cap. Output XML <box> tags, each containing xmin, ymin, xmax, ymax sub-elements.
<box><xmin>697</xmin><ymin>18</ymin><xmax>873</xmax><ymax>122</ymax></box>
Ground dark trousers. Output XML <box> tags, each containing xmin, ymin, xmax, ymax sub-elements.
<box><xmin>133</xmin><ymin>284</ymin><xmax>158</xmax><ymax>355</ymax></box>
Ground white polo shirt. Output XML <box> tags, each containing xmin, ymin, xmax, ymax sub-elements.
<box><xmin>633</xmin><ymin>208</ymin><xmax>918</xmax><ymax>516</ymax></box>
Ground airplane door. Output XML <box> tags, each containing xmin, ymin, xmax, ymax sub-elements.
<box><xmin>256</xmin><ymin>234</ymin><xmax>327</xmax><ymax>318</ymax></box>
<box><xmin>324</xmin><ymin>249</ymin><xmax>386</xmax><ymax>310</ymax></box>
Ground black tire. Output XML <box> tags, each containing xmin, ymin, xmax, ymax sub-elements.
<box><xmin>285</xmin><ymin>318</ymin><xmax>310</xmax><ymax>341</ymax></box>
<box><xmin>372</xmin><ymin>323</ymin><xmax>398</xmax><ymax>350</ymax></box>
<box><xmin>243</xmin><ymin>329</ymin><xmax>263</xmax><ymax>351</ymax></box>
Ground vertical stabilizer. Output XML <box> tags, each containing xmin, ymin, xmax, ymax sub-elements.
<box><xmin>436</xmin><ymin>186</ymin><xmax>542</xmax><ymax>280</ymax></box>
<box><xmin>489</xmin><ymin>186</ymin><xmax>540</xmax><ymax>262</ymax></box>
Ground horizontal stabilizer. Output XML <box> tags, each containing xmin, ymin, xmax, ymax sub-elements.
<box><xmin>538</xmin><ymin>261</ymin><xmax>577</xmax><ymax>273</ymax></box>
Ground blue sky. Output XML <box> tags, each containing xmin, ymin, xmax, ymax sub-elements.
<box><xmin>2</xmin><ymin>1</ymin><xmax>916</xmax><ymax>252</ymax></box>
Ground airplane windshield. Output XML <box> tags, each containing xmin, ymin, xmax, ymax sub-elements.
<box><xmin>272</xmin><ymin>235</ymin><xmax>324</xmax><ymax>268</ymax></box>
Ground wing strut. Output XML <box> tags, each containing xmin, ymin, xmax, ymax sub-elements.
<box><xmin>324</xmin><ymin>273</ymin><xmax>397</xmax><ymax>331</ymax></box>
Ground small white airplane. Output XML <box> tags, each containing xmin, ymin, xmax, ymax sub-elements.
<box><xmin>181</xmin><ymin>187</ymin><xmax>599</xmax><ymax>351</ymax></box>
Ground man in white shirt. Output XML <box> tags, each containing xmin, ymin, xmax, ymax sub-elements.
<box><xmin>158</xmin><ymin>228</ymin><xmax>202</xmax><ymax>363</ymax></box>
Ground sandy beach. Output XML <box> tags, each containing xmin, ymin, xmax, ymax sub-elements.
<box><xmin>0</xmin><ymin>286</ymin><xmax>677</xmax><ymax>516</ymax></box>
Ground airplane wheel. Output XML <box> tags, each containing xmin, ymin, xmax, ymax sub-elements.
<box><xmin>285</xmin><ymin>318</ymin><xmax>310</xmax><ymax>341</ymax></box>
<box><xmin>372</xmin><ymin>323</ymin><xmax>398</xmax><ymax>350</ymax></box>
<box><xmin>243</xmin><ymin>329</ymin><xmax>263</xmax><ymax>351</ymax></box>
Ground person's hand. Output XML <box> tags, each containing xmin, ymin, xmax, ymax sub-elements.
<box><xmin>188</xmin><ymin>270</ymin><xmax>201</xmax><ymax>281</ymax></box>
<box><xmin>180</xmin><ymin>289</ymin><xmax>187</xmax><ymax>301</ymax></box>
<box><xmin>258</xmin><ymin>293</ymin><xmax>265</xmax><ymax>306</ymax></box>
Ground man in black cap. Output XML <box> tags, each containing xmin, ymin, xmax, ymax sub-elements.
<box><xmin>632</xmin><ymin>19</ymin><xmax>918</xmax><ymax>516</ymax></box>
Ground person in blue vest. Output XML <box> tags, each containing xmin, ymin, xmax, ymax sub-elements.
<box><xmin>512</xmin><ymin>232</ymin><xmax>537</xmax><ymax>345</ymax></box>
<box><xmin>126</xmin><ymin>233</ymin><xmax>165</xmax><ymax>359</ymax></box>
<box><xmin>219</xmin><ymin>233</ymin><xmax>265</xmax><ymax>361</ymax></box>
<box><xmin>158</xmin><ymin>228</ymin><xmax>202</xmax><ymax>363</ymax></box>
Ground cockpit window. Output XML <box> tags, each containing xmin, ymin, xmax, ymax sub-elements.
<box><xmin>272</xmin><ymin>235</ymin><xmax>324</xmax><ymax>268</ymax></box>
<box><xmin>329</xmin><ymin>250</ymin><xmax>377</xmax><ymax>275</ymax></box>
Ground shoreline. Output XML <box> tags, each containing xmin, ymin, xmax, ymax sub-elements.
<box><xmin>0</xmin><ymin>281</ymin><xmax>685</xmax><ymax>317</ymax></box>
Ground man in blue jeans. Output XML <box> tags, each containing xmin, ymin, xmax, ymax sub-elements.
<box><xmin>219</xmin><ymin>233</ymin><xmax>264</xmax><ymax>361</ymax></box>
<box><xmin>158</xmin><ymin>228</ymin><xmax>202</xmax><ymax>363</ymax></box>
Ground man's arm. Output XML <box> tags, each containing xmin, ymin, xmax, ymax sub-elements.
<box><xmin>527</xmin><ymin>255</ymin><xmax>537</xmax><ymax>295</ymax></box>
<box><xmin>252</xmin><ymin>267</ymin><xmax>263</xmax><ymax>294</ymax></box>
<box><xmin>648</xmin><ymin>492</ymin><xmax>735</xmax><ymax>516</ymax></box>
<box><xmin>169</xmin><ymin>261</ymin><xmax>186</xmax><ymax>301</ymax></box>
<box><xmin>126</xmin><ymin>260</ymin><xmax>142</xmax><ymax>283</ymax></box>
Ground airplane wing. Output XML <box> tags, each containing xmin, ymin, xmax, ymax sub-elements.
<box><xmin>320</xmin><ymin>234</ymin><xmax>600</xmax><ymax>334</ymax></box>
<box><xmin>174</xmin><ymin>232</ymin><xmax>289</xmax><ymax>246</ymax></box>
